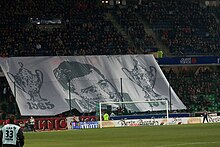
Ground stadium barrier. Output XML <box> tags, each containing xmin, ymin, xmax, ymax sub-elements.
<box><xmin>0</xmin><ymin>115</ymin><xmax>219</xmax><ymax>131</ymax></box>
<box><xmin>72</xmin><ymin>121</ymin><xmax>99</xmax><ymax>129</ymax></box>
<box><xmin>110</xmin><ymin>113</ymin><xmax>190</xmax><ymax>120</ymax></box>
<box><xmin>100</xmin><ymin>117</ymin><xmax>201</xmax><ymax>128</ymax></box>
<box><xmin>0</xmin><ymin>117</ymin><xmax>67</xmax><ymax>131</ymax></box>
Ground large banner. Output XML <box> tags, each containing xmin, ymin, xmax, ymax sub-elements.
<box><xmin>0</xmin><ymin>55</ymin><xmax>186</xmax><ymax>116</ymax></box>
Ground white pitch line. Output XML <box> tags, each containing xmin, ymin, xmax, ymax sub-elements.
<box><xmin>156</xmin><ymin>141</ymin><xmax>217</xmax><ymax>147</ymax></box>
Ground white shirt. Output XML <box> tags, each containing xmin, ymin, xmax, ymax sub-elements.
<box><xmin>30</xmin><ymin>118</ymin><xmax>35</xmax><ymax>125</ymax></box>
<box><xmin>2</xmin><ymin>124</ymin><xmax>20</xmax><ymax>145</ymax></box>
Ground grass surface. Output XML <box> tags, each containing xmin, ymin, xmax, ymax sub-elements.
<box><xmin>25</xmin><ymin>123</ymin><xmax>220</xmax><ymax>147</ymax></box>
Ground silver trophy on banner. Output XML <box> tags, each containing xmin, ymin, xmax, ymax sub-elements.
<box><xmin>122</xmin><ymin>59</ymin><xmax>167</xmax><ymax>101</ymax></box>
<box><xmin>7</xmin><ymin>62</ymin><xmax>47</xmax><ymax>102</ymax></box>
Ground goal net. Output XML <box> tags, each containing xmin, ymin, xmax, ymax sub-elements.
<box><xmin>99</xmin><ymin>100</ymin><xmax>169</xmax><ymax>128</ymax></box>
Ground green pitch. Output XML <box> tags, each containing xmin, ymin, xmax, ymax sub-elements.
<box><xmin>25</xmin><ymin>123</ymin><xmax>220</xmax><ymax>147</ymax></box>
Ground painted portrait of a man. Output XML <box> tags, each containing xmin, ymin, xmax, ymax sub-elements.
<box><xmin>53</xmin><ymin>61</ymin><xmax>124</xmax><ymax>112</ymax></box>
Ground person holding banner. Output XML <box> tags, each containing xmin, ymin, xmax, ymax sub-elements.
<box><xmin>0</xmin><ymin>115</ymin><xmax>25</xmax><ymax>147</ymax></box>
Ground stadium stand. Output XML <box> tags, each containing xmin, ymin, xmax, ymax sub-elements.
<box><xmin>162</xmin><ymin>66</ymin><xmax>220</xmax><ymax>112</ymax></box>
<box><xmin>0</xmin><ymin>0</ymin><xmax>136</xmax><ymax>56</ymax></box>
<box><xmin>138</xmin><ymin>0</ymin><xmax>219</xmax><ymax>55</ymax></box>
<box><xmin>113</xmin><ymin>5</ymin><xmax>158</xmax><ymax>52</ymax></box>
<box><xmin>0</xmin><ymin>0</ymin><xmax>219</xmax><ymax>119</ymax></box>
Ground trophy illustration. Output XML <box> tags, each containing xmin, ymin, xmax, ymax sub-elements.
<box><xmin>7</xmin><ymin>62</ymin><xmax>47</xmax><ymax>102</ymax></box>
<box><xmin>122</xmin><ymin>59</ymin><xmax>166</xmax><ymax>101</ymax></box>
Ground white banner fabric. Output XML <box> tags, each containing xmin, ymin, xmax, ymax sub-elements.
<box><xmin>0</xmin><ymin>55</ymin><xmax>186</xmax><ymax>116</ymax></box>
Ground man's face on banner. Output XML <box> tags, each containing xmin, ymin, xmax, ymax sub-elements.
<box><xmin>70</xmin><ymin>69</ymin><xmax>119</xmax><ymax>111</ymax></box>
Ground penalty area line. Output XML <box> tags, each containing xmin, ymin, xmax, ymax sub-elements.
<box><xmin>155</xmin><ymin>141</ymin><xmax>217</xmax><ymax>147</ymax></box>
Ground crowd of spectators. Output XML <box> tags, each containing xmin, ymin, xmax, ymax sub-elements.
<box><xmin>0</xmin><ymin>0</ymin><xmax>138</xmax><ymax>57</ymax></box>
<box><xmin>1</xmin><ymin>0</ymin><xmax>219</xmax><ymax>56</ymax></box>
<box><xmin>163</xmin><ymin>66</ymin><xmax>220</xmax><ymax>112</ymax></box>
<box><xmin>0</xmin><ymin>0</ymin><xmax>220</xmax><ymax>118</ymax></box>
<box><xmin>138</xmin><ymin>0</ymin><xmax>219</xmax><ymax>55</ymax></box>
<box><xmin>0</xmin><ymin>77</ymin><xmax>17</xmax><ymax>119</ymax></box>
<box><xmin>114</xmin><ymin>5</ymin><xmax>157</xmax><ymax>53</ymax></box>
